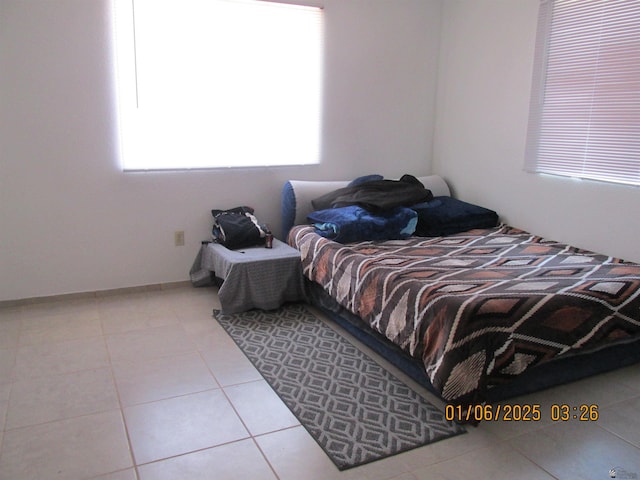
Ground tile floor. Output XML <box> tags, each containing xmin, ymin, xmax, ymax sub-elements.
<box><xmin>0</xmin><ymin>285</ymin><xmax>639</xmax><ymax>479</ymax></box>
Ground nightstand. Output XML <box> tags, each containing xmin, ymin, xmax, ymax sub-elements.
<box><xmin>197</xmin><ymin>239</ymin><xmax>306</xmax><ymax>313</ymax></box>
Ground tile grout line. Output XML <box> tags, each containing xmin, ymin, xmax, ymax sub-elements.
<box><xmin>203</xmin><ymin>311</ymin><xmax>285</xmax><ymax>479</ymax></box>
<box><xmin>106</xmin><ymin>305</ymin><xmax>259</xmax><ymax>474</ymax></box>
<box><xmin>103</xmin><ymin>329</ymin><xmax>143</xmax><ymax>479</ymax></box>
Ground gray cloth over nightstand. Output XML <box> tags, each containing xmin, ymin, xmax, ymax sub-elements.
<box><xmin>191</xmin><ymin>239</ymin><xmax>307</xmax><ymax>313</ymax></box>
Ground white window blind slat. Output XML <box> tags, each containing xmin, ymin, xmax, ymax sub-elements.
<box><xmin>525</xmin><ymin>0</ymin><xmax>640</xmax><ymax>187</ymax></box>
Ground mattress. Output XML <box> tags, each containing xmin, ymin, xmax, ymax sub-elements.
<box><xmin>288</xmin><ymin>223</ymin><xmax>640</xmax><ymax>406</ymax></box>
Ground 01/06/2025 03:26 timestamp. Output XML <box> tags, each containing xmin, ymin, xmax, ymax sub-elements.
<box><xmin>445</xmin><ymin>403</ymin><xmax>600</xmax><ymax>422</ymax></box>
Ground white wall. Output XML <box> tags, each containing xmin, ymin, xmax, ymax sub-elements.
<box><xmin>433</xmin><ymin>0</ymin><xmax>640</xmax><ymax>263</ymax></box>
<box><xmin>0</xmin><ymin>0</ymin><xmax>441</xmax><ymax>301</ymax></box>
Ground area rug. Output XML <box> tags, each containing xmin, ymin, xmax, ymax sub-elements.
<box><xmin>213</xmin><ymin>303</ymin><xmax>465</xmax><ymax>470</ymax></box>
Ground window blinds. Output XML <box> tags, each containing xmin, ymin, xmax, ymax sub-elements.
<box><xmin>525</xmin><ymin>0</ymin><xmax>640</xmax><ymax>186</ymax></box>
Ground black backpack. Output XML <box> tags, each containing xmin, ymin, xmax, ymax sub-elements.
<box><xmin>211</xmin><ymin>206</ymin><xmax>267</xmax><ymax>249</ymax></box>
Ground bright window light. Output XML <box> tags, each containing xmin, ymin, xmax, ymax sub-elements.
<box><xmin>112</xmin><ymin>0</ymin><xmax>323</xmax><ymax>171</ymax></box>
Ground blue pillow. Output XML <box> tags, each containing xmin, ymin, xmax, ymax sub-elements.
<box><xmin>280</xmin><ymin>181</ymin><xmax>297</xmax><ymax>239</ymax></box>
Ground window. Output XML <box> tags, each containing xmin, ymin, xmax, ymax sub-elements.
<box><xmin>112</xmin><ymin>0</ymin><xmax>323</xmax><ymax>171</ymax></box>
<box><xmin>525</xmin><ymin>0</ymin><xmax>640</xmax><ymax>186</ymax></box>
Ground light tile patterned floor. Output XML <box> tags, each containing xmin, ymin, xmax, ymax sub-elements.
<box><xmin>0</xmin><ymin>285</ymin><xmax>639</xmax><ymax>479</ymax></box>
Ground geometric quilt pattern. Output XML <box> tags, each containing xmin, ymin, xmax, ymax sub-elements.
<box><xmin>289</xmin><ymin>224</ymin><xmax>640</xmax><ymax>407</ymax></box>
<box><xmin>214</xmin><ymin>304</ymin><xmax>465</xmax><ymax>470</ymax></box>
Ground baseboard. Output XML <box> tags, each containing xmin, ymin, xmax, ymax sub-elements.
<box><xmin>0</xmin><ymin>281</ymin><xmax>193</xmax><ymax>308</ymax></box>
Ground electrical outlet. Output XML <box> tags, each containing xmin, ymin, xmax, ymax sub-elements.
<box><xmin>174</xmin><ymin>230</ymin><xmax>185</xmax><ymax>246</ymax></box>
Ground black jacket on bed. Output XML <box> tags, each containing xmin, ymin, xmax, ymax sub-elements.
<box><xmin>311</xmin><ymin>174</ymin><xmax>433</xmax><ymax>213</ymax></box>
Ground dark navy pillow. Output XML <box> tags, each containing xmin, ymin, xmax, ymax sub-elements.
<box><xmin>412</xmin><ymin>196</ymin><xmax>499</xmax><ymax>237</ymax></box>
<box><xmin>348</xmin><ymin>174</ymin><xmax>383</xmax><ymax>186</ymax></box>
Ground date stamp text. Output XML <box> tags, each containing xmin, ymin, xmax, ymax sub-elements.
<box><xmin>445</xmin><ymin>403</ymin><xmax>600</xmax><ymax>422</ymax></box>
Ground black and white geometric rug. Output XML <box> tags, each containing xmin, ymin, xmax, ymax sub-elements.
<box><xmin>213</xmin><ymin>303</ymin><xmax>465</xmax><ymax>470</ymax></box>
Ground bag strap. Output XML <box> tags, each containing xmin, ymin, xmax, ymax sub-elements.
<box><xmin>211</xmin><ymin>206</ymin><xmax>254</xmax><ymax>218</ymax></box>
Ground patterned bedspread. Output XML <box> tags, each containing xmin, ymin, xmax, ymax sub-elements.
<box><xmin>288</xmin><ymin>224</ymin><xmax>640</xmax><ymax>405</ymax></box>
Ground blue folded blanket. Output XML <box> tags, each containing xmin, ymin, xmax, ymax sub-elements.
<box><xmin>308</xmin><ymin>206</ymin><xmax>417</xmax><ymax>243</ymax></box>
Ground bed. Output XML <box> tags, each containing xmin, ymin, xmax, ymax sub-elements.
<box><xmin>282</xmin><ymin>175</ymin><xmax>640</xmax><ymax>411</ymax></box>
